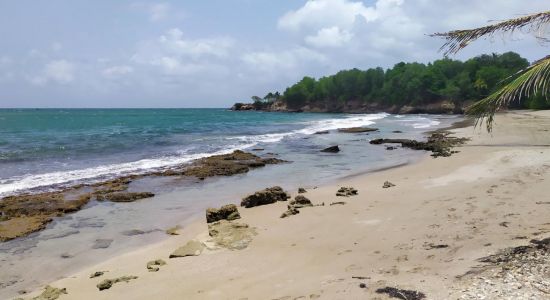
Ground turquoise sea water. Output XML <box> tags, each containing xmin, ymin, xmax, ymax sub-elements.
<box><xmin>0</xmin><ymin>108</ymin><xmax>450</xmax><ymax>196</ymax></box>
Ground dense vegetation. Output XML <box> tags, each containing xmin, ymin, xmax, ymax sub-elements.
<box><xmin>255</xmin><ymin>52</ymin><xmax>549</xmax><ymax>110</ymax></box>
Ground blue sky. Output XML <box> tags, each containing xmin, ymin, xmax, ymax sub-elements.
<box><xmin>0</xmin><ymin>0</ymin><xmax>548</xmax><ymax>108</ymax></box>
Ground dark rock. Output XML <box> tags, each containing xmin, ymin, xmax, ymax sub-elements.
<box><xmin>336</xmin><ymin>187</ymin><xmax>358</xmax><ymax>197</ymax></box>
<box><xmin>385</xmin><ymin>146</ymin><xmax>397</xmax><ymax>150</ymax></box>
<box><xmin>90</xmin><ymin>271</ymin><xmax>105</xmax><ymax>278</ymax></box>
<box><xmin>375</xmin><ymin>287</ymin><xmax>426</xmax><ymax>300</ymax></box>
<box><xmin>290</xmin><ymin>195</ymin><xmax>313</xmax><ymax>208</ymax></box>
<box><xmin>206</xmin><ymin>204</ymin><xmax>241</xmax><ymax>223</ymax></box>
<box><xmin>298</xmin><ymin>187</ymin><xmax>307</xmax><ymax>194</ymax></box>
<box><xmin>321</xmin><ymin>145</ymin><xmax>340</xmax><ymax>153</ymax></box>
<box><xmin>338</xmin><ymin>127</ymin><xmax>378</xmax><ymax>133</ymax></box>
<box><xmin>280</xmin><ymin>208</ymin><xmax>299</xmax><ymax>218</ymax></box>
<box><xmin>383</xmin><ymin>181</ymin><xmax>396</xmax><ymax>188</ymax></box>
<box><xmin>241</xmin><ymin>186</ymin><xmax>290</xmax><ymax>208</ymax></box>
<box><xmin>314</xmin><ymin>130</ymin><xmax>330</xmax><ymax>134</ymax></box>
<box><xmin>370</xmin><ymin>131</ymin><xmax>468</xmax><ymax>158</ymax></box>
<box><xmin>359</xmin><ymin>283</ymin><xmax>367</xmax><ymax>289</ymax></box>
<box><xmin>392</xmin><ymin>130</ymin><xmax>403</xmax><ymax>133</ymax></box>
<box><xmin>96</xmin><ymin>192</ymin><xmax>154</xmax><ymax>202</ymax></box>
<box><xmin>330</xmin><ymin>201</ymin><xmax>347</xmax><ymax>206</ymax></box>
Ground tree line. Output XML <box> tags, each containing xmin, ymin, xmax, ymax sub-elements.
<box><xmin>254</xmin><ymin>52</ymin><xmax>548</xmax><ymax>110</ymax></box>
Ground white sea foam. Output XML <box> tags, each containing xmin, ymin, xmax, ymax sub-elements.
<box><xmin>0</xmin><ymin>143</ymin><xmax>256</xmax><ymax>197</ymax></box>
<box><xmin>395</xmin><ymin>116</ymin><xmax>440</xmax><ymax>129</ymax></box>
<box><xmin>229</xmin><ymin>113</ymin><xmax>389</xmax><ymax>144</ymax></box>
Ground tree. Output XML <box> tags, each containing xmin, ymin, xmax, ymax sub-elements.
<box><xmin>432</xmin><ymin>11</ymin><xmax>550</xmax><ymax>131</ymax></box>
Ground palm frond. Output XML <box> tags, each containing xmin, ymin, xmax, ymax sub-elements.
<box><xmin>466</xmin><ymin>55</ymin><xmax>550</xmax><ymax>131</ymax></box>
<box><xmin>432</xmin><ymin>11</ymin><xmax>550</xmax><ymax>55</ymax></box>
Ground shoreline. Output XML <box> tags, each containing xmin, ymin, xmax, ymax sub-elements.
<box><xmin>12</xmin><ymin>110</ymin><xmax>550</xmax><ymax>299</ymax></box>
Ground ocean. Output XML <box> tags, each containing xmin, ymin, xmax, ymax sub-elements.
<box><xmin>0</xmin><ymin>108</ymin><xmax>460</xmax><ymax>297</ymax></box>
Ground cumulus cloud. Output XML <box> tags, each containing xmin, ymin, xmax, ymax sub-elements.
<box><xmin>30</xmin><ymin>60</ymin><xmax>75</xmax><ymax>85</ymax></box>
<box><xmin>242</xmin><ymin>47</ymin><xmax>327</xmax><ymax>72</ymax></box>
<box><xmin>305</xmin><ymin>26</ymin><xmax>354</xmax><ymax>48</ymax></box>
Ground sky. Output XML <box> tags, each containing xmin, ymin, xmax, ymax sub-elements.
<box><xmin>0</xmin><ymin>0</ymin><xmax>548</xmax><ymax>108</ymax></box>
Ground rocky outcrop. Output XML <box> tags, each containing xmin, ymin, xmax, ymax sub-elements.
<box><xmin>206</xmin><ymin>204</ymin><xmax>241</xmax><ymax>223</ymax></box>
<box><xmin>281</xmin><ymin>195</ymin><xmax>313</xmax><ymax>218</ymax></box>
<box><xmin>338</xmin><ymin>127</ymin><xmax>378</xmax><ymax>133</ymax></box>
<box><xmin>370</xmin><ymin>131</ymin><xmax>469</xmax><ymax>158</ymax></box>
<box><xmin>336</xmin><ymin>187</ymin><xmax>358</xmax><ymax>197</ymax></box>
<box><xmin>97</xmin><ymin>276</ymin><xmax>138</xmax><ymax>291</ymax></box>
<box><xmin>320</xmin><ymin>145</ymin><xmax>340</xmax><ymax>153</ymax></box>
<box><xmin>96</xmin><ymin>192</ymin><xmax>154</xmax><ymax>202</ymax></box>
<box><xmin>169</xmin><ymin>240</ymin><xmax>205</xmax><ymax>258</ymax></box>
<box><xmin>241</xmin><ymin>186</ymin><xmax>290</xmax><ymax>208</ymax></box>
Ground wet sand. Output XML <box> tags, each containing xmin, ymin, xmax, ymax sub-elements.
<box><xmin>19</xmin><ymin>110</ymin><xmax>550</xmax><ymax>299</ymax></box>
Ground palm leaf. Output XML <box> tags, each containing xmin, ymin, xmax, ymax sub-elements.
<box><xmin>466</xmin><ymin>55</ymin><xmax>550</xmax><ymax>131</ymax></box>
<box><xmin>431</xmin><ymin>11</ymin><xmax>550</xmax><ymax>56</ymax></box>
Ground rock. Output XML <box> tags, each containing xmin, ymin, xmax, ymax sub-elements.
<box><xmin>169</xmin><ymin>240</ymin><xmax>205</xmax><ymax>258</ymax></box>
<box><xmin>92</xmin><ymin>239</ymin><xmax>113</xmax><ymax>249</ymax></box>
<box><xmin>97</xmin><ymin>276</ymin><xmax>138</xmax><ymax>291</ymax></box>
<box><xmin>330</xmin><ymin>201</ymin><xmax>347</xmax><ymax>206</ymax></box>
<box><xmin>30</xmin><ymin>285</ymin><xmax>67</xmax><ymax>300</ymax></box>
<box><xmin>392</xmin><ymin>130</ymin><xmax>403</xmax><ymax>133</ymax></box>
<box><xmin>241</xmin><ymin>186</ymin><xmax>290</xmax><ymax>208</ymax></box>
<box><xmin>370</xmin><ymin>131</ymin><xmax>468</xmax><ymax>158</ymax></box>
<box><xmin>375</xmin><ymin>287</ymin><xmax>426</xmax><ymax>300</ymax></box>
<box><xmin>314</xmin><ymin>130</ymin><xmax>330</xmax><ymax>134</ymax></box>
<box><xmin>336</xmin><ymin>187</ymin><xmax>358</xmax><ymax>197</ymax></box>
<box><xmin>90</xmin><ymin>271</ymin><xmax>105</xmax><ymax>278</ymax></box>
<box><xmin>385</xmin><ymin>146</ymin><xmax>397</xmax><ymax>150</ymax></box>
<box><xmin>60</xmin><ymin>253</ymin><xmax>73</xmax><ymax>259</ymax></box>
<box><xmin>280</xmin><ymin>208</ymin><xmax>300</xmax><ymax>218</ymax></box>
<box><xmin>298</xmin><ymin>187</ymin><xmax>307</xmax><ymax>194</ymax></box>
<box><xmin>0</xmin><ymin>215</ymin><xmax>53</xmax><ymax>242</ymax></box>
<box><xmin>290</xmin><ymin>195</ymin><xmax>313</xmax><ymax>209</ymax></box>
<box><xmin>96</xmin><ymin>192</ymin><xmax>154</xmax><ymax>202</ymax></box>
<box><xmin>320</xmin><ymin>145</ymin><xmax>340</xmax><ymax>153</ymax></box>
<box><xmin>121</xmin><ymin>229</ymin><xmax>146</xmax><ymax>236</ymax></box>
<box><xmin>206</xmin><ymin>204</ymin><xmax>241</xmax><ymax>223</ymax></box>
<box><xmin>208</xmin><ymin>220</ymin><xmax>257</xmax><ymax>250</ymax></box>
<box><xmin>146</xmin><ymin>259</ymin><xmax>166</xmax><ymax>272</ymax></box>
<box><xmin>165</xmin><ymin>225</ymin><xmax>181</xmax><ymax>236</ymax></box>
<box><xmin>383</xmin><ymin>181</ymin><xmax>396</xmax><ymax>188</ymax></box>
<box><xmin>338</xmin><ymin>127</ymin><xmax>378</xmax><ymax>133</ymax></box>
<box><xmin>251</xmin><ymin>148</ymin><xmax>264</xmax><ymax>151</ymax></box>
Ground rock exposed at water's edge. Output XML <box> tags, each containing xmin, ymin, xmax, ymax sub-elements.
<box><xmin>320</xmin><ymin>145</ymin><xmax>340</xmax><ymax>153</ymax></box>
<box><xmin>370</xmin><ymin>131</ymin><xmax>468</xmax><ymax>158</ymax></box>
<box><xmin>96</xmin><ymin>192</ymin><xmax>154</xmax><ymax>203</ymax></box>
<box><xmin>241</xmin><ymin>186</ymin><xmax>290</xmax><ymax>208</ymax></box>
<box><xmin>207</xmin><ymin>220</ymin><xmax>257</xmax><ymax>250</ymax></box>
<box><xmin>338</xmin><ymin>127</ymin><xmax>378</xmax><ymax>133</ymax></box>
<box><xmin>206</xmin><ymin>204</ymin><xmax>241</xmax><ymax>223</ymax></box>
<box><xmin>97</xmin><ymin>276</ymin><xmax>138</xmax><ymax>291</ymax></box>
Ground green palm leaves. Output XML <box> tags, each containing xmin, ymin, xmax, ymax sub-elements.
<box><xmin>432</xmin><ymin>11</ymin><xmax>550</xmax><ymax>131</ymax></box>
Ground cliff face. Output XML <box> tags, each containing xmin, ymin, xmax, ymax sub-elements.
<box><xmin>231</xmin><ymin>99</ymin><xmax>466</xmax><ymax>114</ymax></box>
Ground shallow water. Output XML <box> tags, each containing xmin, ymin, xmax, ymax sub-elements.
<box><xmin>0</xmin><ymin>110</ymin><xmax>460</xmax><ymax>297</ymax></box>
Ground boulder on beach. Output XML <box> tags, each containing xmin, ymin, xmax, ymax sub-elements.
<box><xmin>146</xmin><ymin>259</ymin><xmax>166</xmax><ymax>272</ymax></box>
<box><xmin>336</xmin><ymin>187</ymin><xmax>358</xmax><ymax>197</ymax></box>
<box><xmin>241</xmin><ymin>186</ymin><xmax>290</xmax><ymax>208</ymax></box>
<box><xmin>320</xmin><ymin>145</ymin><xmax>340</xmax><ymax>153</ymax></box>
<box><xmin>207</xmin><ymin>220</ymin><xmax>257</xmax><ymax>250</ymax></box>
<box><xmin>90</xmin><ymin>271</ymin><xmax>105</xmax><ymax>278</ymax></box>
<box><xmin>280</xmin><ymin>207</ymin><xmax>300</xmax><ymax>218</ymax></box>
<box><xmin>206</xmin><ymin>204</ymin><xmax>241</xmax><ymax>223</ymax></box>
<box><xmin>290</xmin><ymin>195</ymin><xmax>313</xmax><ymax>209</ymax></box>
<box><xmin>338</xmin><ymin>127</ymin><xmax>378</xmax><ymax>133</ymax></box>
<box><xmin>97</xmin><ymin>276</ymin><xmax>138</xmax><ymax>291</ymax></box>
<box><xmin>298</xmin><ymin>187</ymin><xmax>307</xmax><ymax>194</ymax></box>
<box><xmin>169</xmin><ymin>240</ymin><xmax>205</xmax><ymax>258</ymax></box>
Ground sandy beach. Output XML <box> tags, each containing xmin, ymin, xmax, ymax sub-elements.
<box><xmin>19</xmin><ymin>110</ymin><xmax>550</xmax><ymax>300</ymax></box>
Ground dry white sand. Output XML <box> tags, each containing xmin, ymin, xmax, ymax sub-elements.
<box><xmin>21</xmin><ymin>110</ymin><xmax>550</xmax><ymax>300</ymax></box>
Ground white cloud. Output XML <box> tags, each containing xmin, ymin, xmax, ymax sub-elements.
<box><xmin>242</xmin><ymin>47</ymin><xmax>327</xmax><ymax>73</ymax></box>
<box><xmin>305</xmin><ymin>26</ymin><xmax>353</xmax><ymax>48</ymax></box>
<box><xmin>158</xmin><ymin>28</ymin><xmax>234</xmax><ymax>58</ymax></box>
<box><xmin>30</xmin><ymin>60</ymin><xmax>75</xmax><ymax>86</ymax></box>
<box><xmin>149</xmin><ymin>3</ymin><xmax>170</xmax><ymax>21</ymax></box>
<box><xmin>102</xmin><ymin>65</ymin><xmax>134</xmax><ymax>78</ymax></box>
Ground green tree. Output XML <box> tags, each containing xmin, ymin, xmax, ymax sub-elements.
<box><xmin>432</xmin><ymin>11</ymin><xmax>550</xmax><ymax>130</ymax></box>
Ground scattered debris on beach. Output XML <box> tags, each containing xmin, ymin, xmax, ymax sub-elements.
<box><xmin>383</xmin><ymin>181</ymin><xmax>396</xmax><ymax>188</ymax></box>
<box><xmin>241</xmin><ymin>186</ymin><xmax>290</xmax><ymax>208</ymax></box>
<box><xmin>96</xmin><ymin>276</ymin><xmax>138</xmax><ymax>291</ymax></box>
<box><xmin>169</xmin><ymin>240</ymin><xmax>205</xmax><ymax>258</ymax></box>
<box><xmin>146</xmin><ymin>259</ymin><xmax>166</xmax><ymax>272</ymax></box>
<box><xmin>455</xmin><ymin>237</ymin><xmax>550</xmax><ymax>299</ymax></box>
<box><xmin>206</xmin><ymin>204</ymin><xmax>241</xmax><ymax>223</ymax></box>
<box><xmin>375</xmin><ymin>286</ymin><xmax>426</xmax><ymax>300</ymax></box>
<box><xmin>336</xmin><ymin>187</ymin><xmax>358</xmax><ymax>197</ymax></box>
<box><xmin>281</xmin><ymin>195</ymin><xmax>313</xmax><ymax>218</ymax></box>
<box><xmin>370</xmin><ymin>131</ymin><xmax>468</xmax><ymax>157</ymax></box>
<box><xmin>89</xmin><ymin>271</ymin><xmax>105</xmax><ymax>279</ymax></box>
<box><xmin>423</xmin><ymin>243</ymin><xmax>449</xmax><ymax>250</ymax></box>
